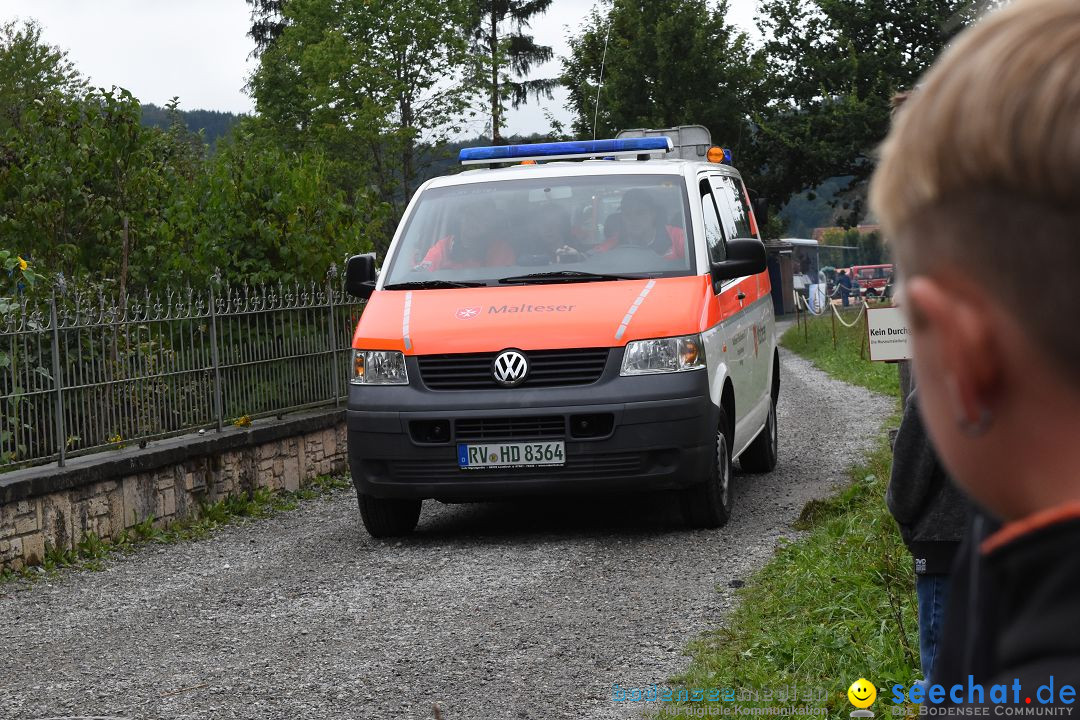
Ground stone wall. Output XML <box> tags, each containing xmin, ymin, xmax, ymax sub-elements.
<box><xmin>0</xmin><ymin>410</ymin><xmax>347</xmax><ymax>571</ymax></box>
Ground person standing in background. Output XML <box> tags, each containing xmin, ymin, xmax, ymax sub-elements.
<box><xmin>837</xmin><ymin>269</ymin><xmax>852</xmax><ymax>307</ymax></box>
<box><xmin>887</xmin><ymin>392</ymin><xmax>971</xmax><ymax>684</ymax></box>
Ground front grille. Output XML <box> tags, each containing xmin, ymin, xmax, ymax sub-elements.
<box><xmin>456</xmin><ymin>416</ymin><xmax>564</xmax><ymax>441</ymax></box>
<box><xmin>417</xmin><ymin>348</ymin><xmax>610</xmax><ymax>390</ymax></box>
<box><xmin>389</xmin><ymin>451</ymin><xmax>642</xmax><ymax>482</ymax></box>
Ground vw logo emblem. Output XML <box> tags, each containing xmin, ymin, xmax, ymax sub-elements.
<box><xmin>492</xmin><ymin>350</ymin><xmax>529</xmax><ymax>387</ymax></box>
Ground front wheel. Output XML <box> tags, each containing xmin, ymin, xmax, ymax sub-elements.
<box><xmin>358</xmin><ymin>492</ymin><xmax>422</xmax><ymax>537</ymax></box>
<box><xmin>681</xmin><ymin>410</ymin><xmax>733</xmax><ymax>529</ymax></box>
<box><xmin>740</xmin><ymin>398</ymin><xmax>778</xmax><ymax>473</ymax></box>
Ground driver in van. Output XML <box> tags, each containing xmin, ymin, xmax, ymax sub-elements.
<box><xmin>557</xmin><ymin>189</ymin><xmax>686</xmax><ymax>262</ymax></box>
<box><xmin>416</xmin><ymin>202</ymin><xmax>516</xmax><ymax>271</ymax></box>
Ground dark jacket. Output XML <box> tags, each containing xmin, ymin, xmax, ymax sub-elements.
<box><xmin>887</xmin><ymin>392</ymin><xmax>972</xmax><ymax>574</ymax></box>
<box><xmin>935</xmin><ymin>511</ymin><xmax>1080</xmax><ymax>702</ymax></box>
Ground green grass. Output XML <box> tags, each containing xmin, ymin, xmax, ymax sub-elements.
<box><xmin>650</xmin><ymin>321</ymin><xmax>915</xmax><ymax>720</ymax></box>
<box><xmin>0</xmin><ymin>474</ymin><xmax>351</xmax><ymax>584</ymax></box>
<box><xmin>781</xmin><ymin>309</ymin><xmax>900</xmax><ymax>398</ymax></box>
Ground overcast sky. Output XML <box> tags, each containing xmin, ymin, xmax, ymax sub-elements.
<box><xmin>2</xmin><ymin>0</ymin><xmax>761</xmax><ymax>136</ymax></box>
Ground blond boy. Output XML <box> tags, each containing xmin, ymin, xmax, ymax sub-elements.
<box><xmin>871</xmin><ymin>0</ymin><xmax>1080</xmax><ymax>693</ymax></box>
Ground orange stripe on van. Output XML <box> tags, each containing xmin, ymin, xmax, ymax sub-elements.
<box><xmin>352</xmin><ymin>272</ymin><xmax>772</xmax><ymax>355</ymax></box>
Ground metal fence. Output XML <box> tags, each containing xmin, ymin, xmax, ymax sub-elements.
<box><xmin>1</xmin><ymin>272</ymin><xmax>363</xmax><ymax>470</ymax></box>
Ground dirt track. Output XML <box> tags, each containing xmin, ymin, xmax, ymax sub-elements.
<box><xmin>0</xmin><ymin>348</ymin><xmax>892</xmax><ymax>720</ymax></box>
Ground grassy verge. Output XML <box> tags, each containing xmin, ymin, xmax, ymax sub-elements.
<box><xmin>781</xmin><ymin>307</ymin><xmax>900</xmax><ymax>398</ymax></box>
<box><xmin>651</xmin><ymin>315</ymin><xmax>915</xmax><ymax>719</ymax></box>
<box><xmin>0</xmin><ymin>474</ymin><xmax>351</xmax><ymax>585</ymax></box>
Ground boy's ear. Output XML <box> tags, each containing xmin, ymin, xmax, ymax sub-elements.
<box><xmin>905</xmin><ymin>275</ymin><xmax>1001</xmax><ymax>422</ymax></box>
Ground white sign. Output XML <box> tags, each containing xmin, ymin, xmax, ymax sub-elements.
<box><xmin>867</xmin><ymin>307</ymin><xmax>912</xmax><ymax>362</ymax></box>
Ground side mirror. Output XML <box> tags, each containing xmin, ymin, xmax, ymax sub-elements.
<box><xmin>711</xmin><ymin>238</ymin><xmax>767</xmax><ymax>284</ymax></box>
<box><xmin>344</xmin><ymin>253</ymin><xmax>378</xmax><ymax>299</ymax></box>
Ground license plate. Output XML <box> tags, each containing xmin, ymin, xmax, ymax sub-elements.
<box><xmin>457</xmin><ymin>441</ymin><xmax>565</xmax><ymax>469</ymax></box>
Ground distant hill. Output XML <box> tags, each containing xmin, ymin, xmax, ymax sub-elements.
<box><xmin>141</xmin><ymin>104</ymin><xmax>243</xmax><ymax>147</ymax></box>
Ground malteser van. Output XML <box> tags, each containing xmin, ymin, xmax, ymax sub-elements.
<box><xmin>342</xmin><ymin>128</ymin><xmax>779</xmax><ymax>537</ymax></box>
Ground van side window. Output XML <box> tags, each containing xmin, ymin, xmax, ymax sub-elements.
<box><xmin>700</xmin><ymin>179</ymin><xmax>726</xmax><ymax>263</ymax></box>
<box><xmin>710</xmin><ymin>176</ymin><xmax>754</xmax><ymax>239</ymax></box>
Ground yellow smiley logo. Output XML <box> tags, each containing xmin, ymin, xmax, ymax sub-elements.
<box><xmin>847</xmin><ymin>678</ymin><xmax>877</xmax><ymax>709</ymax></box>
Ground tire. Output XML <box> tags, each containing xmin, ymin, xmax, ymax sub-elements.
<box><xmin>740</xmin><ymin>398</ymin><xmax>778</xmax><ymax>473</ymax></box>
<box><xmin>681</xmin><ymin>409</ymin><xmax>733</xmax><ymax>529</ymax></box>
<box><xmin>357</xmin><ymin>492</ymin><xmax>422</xmax><ymax>537</ymax></box>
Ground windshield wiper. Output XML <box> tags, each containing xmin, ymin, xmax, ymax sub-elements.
<box><xmin>497</xmin><ymin>270</ymin><xmax>645</xmax><ymax>285</ymax></box>
<box><xmin>383</xmin><ymin>280</ymin><xmax>487</xmax><ymax>290</ymax></box>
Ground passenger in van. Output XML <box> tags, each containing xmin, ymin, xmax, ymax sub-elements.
<box><xmin>592</xmin><ymin>188</ymin><xmax>686</xmax><ymax>260</ymax></box>
<box><xmin>416</xmin><ymin>204</ymin><xmax>516</xmax><ymax>271</ymax></box>
<box><xmin>557</xmin><ymin>190</ymin><xmax>686</xmax><ymax>262</ymax></box>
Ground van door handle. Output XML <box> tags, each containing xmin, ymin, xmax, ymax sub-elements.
<box><xmin>737</xmin><ymin>291</ymin><xmax>746</xmax><ymax>301</ymax></box>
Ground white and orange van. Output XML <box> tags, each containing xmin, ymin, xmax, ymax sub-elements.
<box><xmin>343</xmin><ymin>129</ymin><xmax>779</xmax><ymax>537</ymax></box>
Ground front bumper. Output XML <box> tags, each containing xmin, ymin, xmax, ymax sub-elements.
<box><xmin>347</xmin><ymin>355</ymin><xmax>718</xmax><ymax>502</ymax></box>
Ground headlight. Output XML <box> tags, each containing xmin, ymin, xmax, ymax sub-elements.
<box><xmin>620</xmin><ymin>334</ymin><xmax>706</xmax><ymax>376</ymax></box>
<box><xmin>351</xmin><ymin>350</ymin><xmax>409</xmax><ymax>385</ymax></box>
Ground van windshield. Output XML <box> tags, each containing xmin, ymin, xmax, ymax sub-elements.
<box><xmin>382</xmin><ymin>174</ymin><xmax>694</xmax><ymax>287</ymax></box>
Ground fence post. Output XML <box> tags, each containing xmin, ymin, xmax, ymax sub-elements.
<box><xmin>326</xmin><ymin>270</ymin><xmax>341</xmax><ymax>407</ymax></box>
<box><xmin>831</xmin><ymin>306</ymin><xmax>837</xmax><ymax>350</ymax></box>
<box><xmin>860</xmin><ymin>306</ymin><xmax>868</xmax><ymax>360</ymax></box>
<box><xmin>50</xmin><ymin>293</ymin><xmax>66</xmax><ymax>467</ymax></box>
<box><xmin>208</xmin><ymin>278</ymin><xmax>224</xmax><ymax>432</ymax></box>
<box><xmin>803</xmin><ymin>298</ymin><xmax>808</xmax><ymax>341</ymax></box>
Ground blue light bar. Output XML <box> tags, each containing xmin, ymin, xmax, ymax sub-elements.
<box><xmin>459</xmin><ymin>137</ymin><xmax>673</xmax><ymax>165</ymax></box>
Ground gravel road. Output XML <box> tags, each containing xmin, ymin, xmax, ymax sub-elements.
<box><xmin>0</xmin><ymin>346</ymin><xmax>894</xmax><ymax>720</ymax></box>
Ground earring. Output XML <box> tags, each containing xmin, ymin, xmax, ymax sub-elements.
<box><xmin>957</xmin><ymin>407</ymin><xmax>994</xmax><ymax>438</ymax></box>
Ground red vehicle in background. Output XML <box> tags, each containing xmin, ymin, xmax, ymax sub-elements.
<box><xmin>848</xmin><ymin>264</ymin><xmax>893</xmax><ymax>297</ymax></box>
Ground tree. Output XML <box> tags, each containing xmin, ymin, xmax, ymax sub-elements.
<box><xmin>857</xmin><ymin>230</ymin><xmax>886</xmax><ymax>266</ymax></box>
<box><xmin>245</xmin><ymin>0</ymin><xmax>289</xmax><ymax>54</ymax></box>
<box><xmin>0</xmin><ymin>20</ymin><xmax>85</xmax><ymax>133</ymax></box>
<box><xmin>0</xmin><ymin>19</ymin><xmax>375</xmax><ymax>290</ymax></box>
<box><xmin>249</xmin><ymin>0</ymin><xmax>475</xmax><ymax>246</ymax></box>
<box><xmin>1</xmin><ymin>85</ymin><xmax>179</xmax><ymax>289</ymax></box>
<box><xmin>187</xmin><ymin>123</ymin><xmax>373</xmax><ymax>286</ymax></box>
<box><xmin>750</xmin><ymin>0</ymin><xmax>986</xmax><ymax>222</ymax></box>
<box><xmin>561</xmin><ymin>0</ymin><xmax>761</xmax><ymax>159</ymax></box>
<box><xmin>141</xmin><ymin>103</ymin><xmax>243</xmax><ymax>148</ymax></box>
<box><xmin>469</xmin><ymin>1</ymin><xmax>558</xmax><ymax>142</ymax></box>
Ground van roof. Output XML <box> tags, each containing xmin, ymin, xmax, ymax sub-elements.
<box><xmin>425</xmin><ymin>158</ymin><xmax>740</xmax><ymax>190</ymax></box>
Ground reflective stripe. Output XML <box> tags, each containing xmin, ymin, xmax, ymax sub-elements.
<box><xmin>402</xmin><ymin>291</ymin><xmax>413</xmax><ymax>351</ymax></box>
<box><xmin>615</xmin><ymin>279</ymin><xmax>656</xmax><ymax>340</ymax></box>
